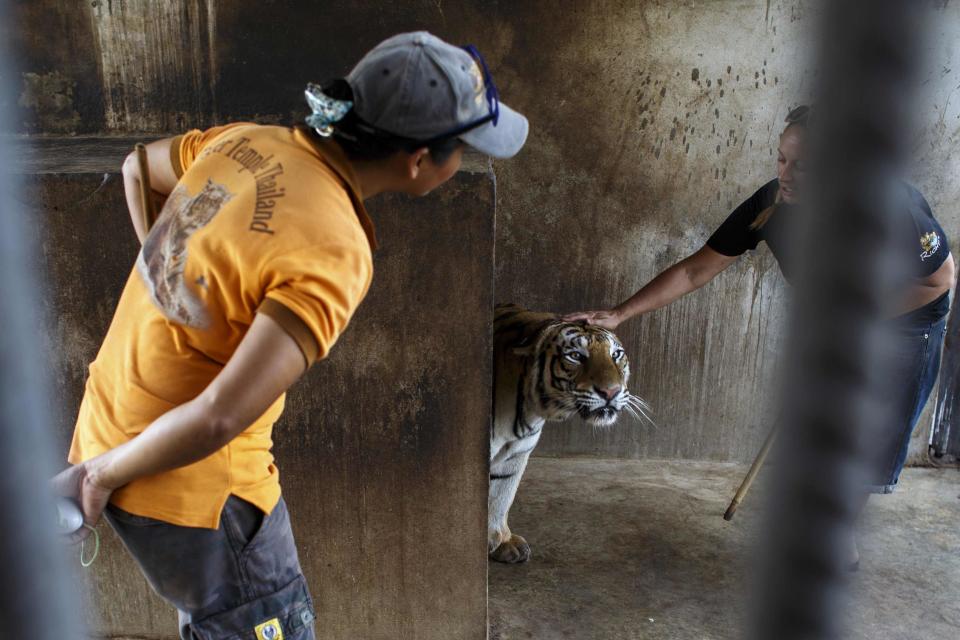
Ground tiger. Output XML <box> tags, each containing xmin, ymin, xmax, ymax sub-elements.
<box><xmin>136</xmin><ymin>178</ymin><xmax>233</xmax><ymax>329</ymax></box>
<box><xmin>489</xmin><ymin>304</ymin><xmax>651</xmax><ymax>563</ymax></box>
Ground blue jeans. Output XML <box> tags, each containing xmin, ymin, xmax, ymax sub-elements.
<box><xmin>869</xmin><ymin>316</ymin><xmax>947</xmax><ymax>493</ymax></box>
<box><xmin>105</xmin><ymin>496</ymin><xmax>316</xmax><ymax>640</ymax></box>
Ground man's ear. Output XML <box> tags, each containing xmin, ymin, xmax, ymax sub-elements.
<box><xmin>406</xmin><ymin>147</ymin><xmax>430</xmax><ymax>179</ymax></box>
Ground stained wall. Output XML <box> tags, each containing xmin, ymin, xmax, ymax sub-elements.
<box><xmin>9</xmin><ymin>2</ymin><xmax>959</xmax><ymax>473</ymax></box>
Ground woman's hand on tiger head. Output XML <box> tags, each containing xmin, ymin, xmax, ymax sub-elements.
<box><xmin>561</xmin><ymin>309</ymin><xmax>623</xmax><ymax>330</ymax></box>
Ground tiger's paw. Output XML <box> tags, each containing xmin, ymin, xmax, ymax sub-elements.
<box><xmin>490</xmin><ymin>534</ymin><xmax>531</xmax><ymax>564</ymax></box>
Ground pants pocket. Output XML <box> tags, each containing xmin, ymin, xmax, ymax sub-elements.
<box><xmin>222</xmin><ymin>496</ymin><xmax>268</xmax><ymax>555</ymax></box>
<box><xmin>186</xmin><ymin>573</ymin><xmax>315</xmax><ymax>640</ymax></box>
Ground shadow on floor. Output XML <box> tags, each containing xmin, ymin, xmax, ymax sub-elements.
<box><xmin>488</xmin><ymin>458</ymin><xmax>960</xmax><ymax>640</ymax></box>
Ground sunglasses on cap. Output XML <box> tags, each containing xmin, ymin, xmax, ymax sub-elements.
<box><xmin>414</xmin><ymin>45</ymin><xmax>502</xmax><ymax>146</ymax></box>
<box><xmin>785</xmin><ymin>104</ymin><xmax>812</xmax><ymax>125</ymax></box>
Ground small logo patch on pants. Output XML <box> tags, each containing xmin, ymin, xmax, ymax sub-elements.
<box><xmin>255</xmin><ymin>618</ymin><xmax>283</xmax><ymax>640</ymax></box>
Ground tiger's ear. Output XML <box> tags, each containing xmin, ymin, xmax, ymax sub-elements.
<box><xmin>511</xmin><ymin>332</ymin><xmax>540</xmax><ymax>357</ymax></box>
<box><xmin>510</xmin><ymin>318</ymin><xmax>559</xmax><ymax>357</ymax></box>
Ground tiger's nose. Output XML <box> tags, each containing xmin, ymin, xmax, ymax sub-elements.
<box><xmin>596</xmin><ymin>385</ymin><xmax>621</xmax><ymax>401</ymax></box>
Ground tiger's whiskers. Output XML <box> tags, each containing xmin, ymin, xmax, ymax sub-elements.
<box><xmin>626</xmin><ymin>393</ymin><xmax>656</xmax><ymax>428</ymax></box>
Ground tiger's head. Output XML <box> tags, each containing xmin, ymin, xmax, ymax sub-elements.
<box><xmin>497</xmin><ymin>305</ymin><xmax>649</xmax><ymax>429</ymax></box>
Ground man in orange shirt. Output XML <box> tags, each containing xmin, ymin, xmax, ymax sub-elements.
<box><xmin>52</xmin><ymin>32</ymin><xmax>527</xmax><ymax>640</ymax></box>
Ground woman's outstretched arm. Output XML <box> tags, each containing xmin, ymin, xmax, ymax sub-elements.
<box><xmin>564</xmin><ymin>245</ymin><xmax>739</xmax><ymax>329</ymax></box>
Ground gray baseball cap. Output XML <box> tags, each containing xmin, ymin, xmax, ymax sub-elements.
<box><xmin>346</xmin><ymin>31</ymin><xmax>528</xmax><ymax>159</ymax></box>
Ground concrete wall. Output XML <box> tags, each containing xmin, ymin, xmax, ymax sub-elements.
<box><xmin>21</xmin><ymin>149</ymin><xmax>494</xmax><ymax>638</ymax></box>
<box><xmin>9</xmin><ymin>2</ymin><xmax>960</xmax><ymax>462</ymax></box>
<box><xmin>483</xmin><ymin>1</ymin><xmax>960</xmax><ymax>464</ymax></box>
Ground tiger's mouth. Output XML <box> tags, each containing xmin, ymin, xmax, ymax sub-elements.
<box><xmin>578</xmin><ymin>405</ymin><xmax>622</xmax><ymax>428</ymax></box>
<box><xmin>572</xmin><ymin>391</ymin><xmax>654</xmax><ymax>428</ymax></box>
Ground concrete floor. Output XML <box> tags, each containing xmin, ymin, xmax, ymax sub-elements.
<box><xmin>488</xmin><ymin>458</ymin><xmax>960</xmax><ymax>640</ymax></box>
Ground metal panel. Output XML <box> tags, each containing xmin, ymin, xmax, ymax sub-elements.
<box><xmin>23</xmin><ymin>155</ymin><xmax>494</xmax><ymax>639</ymax></box>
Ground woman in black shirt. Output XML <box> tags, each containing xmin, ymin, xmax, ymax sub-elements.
<box><xmin>566</xmin><ymin>105</ymin><xmax>955</xmax><ymax>567</ymax></box>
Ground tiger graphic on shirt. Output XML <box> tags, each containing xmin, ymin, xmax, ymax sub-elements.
<box><xmin>136</xmin><ymin>179</ymin><xmax>233</xmax><ymax>328</ymax></box>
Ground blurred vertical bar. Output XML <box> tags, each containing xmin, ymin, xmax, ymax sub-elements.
<box><xmin>932</xmin><ymin>298</ymin><xmax>960</xmax><ymax>459</ymax></box>
<box><xmin>753</xmin><ymin>1</ymin><xmax>928</xmax><ymax>639</ymax></box>
<box><xmin>0</xmin><ymin>0</ymin><xmax>84</xmax><ymax>636</ymax></box>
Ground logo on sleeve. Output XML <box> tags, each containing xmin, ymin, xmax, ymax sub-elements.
<box><xmin>255</xmin><ymin>618</ymin><xmax>283</xmax><ymax>640</ymax></box>
<box><xmin>920</xmin><ymin>231</ymin><xmax>941</xmax><ymax>261</ymax></box>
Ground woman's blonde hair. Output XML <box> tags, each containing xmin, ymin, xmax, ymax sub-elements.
<box><xmin>749</xmin><ymin>105</ymin><xmax>811</xmax><ymax>231</ymax></box>
<box><xmin>749</xmin><ymin>204</ymin><xmax>777</xmax><ymax>231</ymax></box>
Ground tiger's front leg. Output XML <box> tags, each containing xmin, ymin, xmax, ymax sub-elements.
<box><xmin>488</xmin><ymin>433</ymin><xmax>540</xmax><ymax>563</ymax></box>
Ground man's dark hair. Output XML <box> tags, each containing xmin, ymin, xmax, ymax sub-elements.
<box><xmin>317</xmin><ymin>79</ymin><xmax>462</xmax><ymax>165</ymax></box>
<box><xmin>331</xmin><ymin>116</ymin><xmax>461</xmax><ymax>165</ymax></box>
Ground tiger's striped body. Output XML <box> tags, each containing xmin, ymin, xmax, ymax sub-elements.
<box><xmin>489</xmin><ymin>304</ymin><xmax>647</xmax><ymax>563</ymax></box>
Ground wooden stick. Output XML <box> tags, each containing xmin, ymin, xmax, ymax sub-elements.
<box><xmin>724</xmin><ymin>427</ymin><xmax>777</xmax><ymax>521</ymax></box>
<box><xmin>134</xmin><ymin>143</ymin><xmax>157</xmax><ymax>232</ymax></box>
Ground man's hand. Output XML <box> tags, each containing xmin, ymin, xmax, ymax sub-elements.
<box><xmin>562</xmin><ymin>309</ymin><xmax>623</xmax><ymax>330</ymax></box>
<box><xmin>49</xmin><ymin>312</ymin><xmax>306</xmax><ymax>540</ymax></box>
<box><xmin>80</xmin><ymin>312</ymin><xmax>308</xmax><ymax>492</ymax></box>
<box><xmin>50</xmin><ymin>462</ymin><xmax>114</xmax><ymax>543</ymax></box>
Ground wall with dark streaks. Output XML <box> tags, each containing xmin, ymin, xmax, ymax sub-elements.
<box><xmin>489</xmin><ymin>1</ymin><xmax>810</xmax><ymax>462</ymax></box>
<box><xmin>23</xmin><ymin>164</ymin><xmax>494</xmax><ymax>639</ymax></box>
<box><xmin>485</xmin><ymin>1</ymin><xmax>960</xmax><ymax>465</ymax></box>
<box><xmin>9</xmin><ymin>0</ymin><xmax>960</xmax><ymax>466</ymax></box>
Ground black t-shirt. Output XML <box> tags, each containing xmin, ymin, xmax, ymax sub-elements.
<box><xmin>707</xmin><ymin>179</ymin><xmax>951</xmax><ymax>321</ymax></box>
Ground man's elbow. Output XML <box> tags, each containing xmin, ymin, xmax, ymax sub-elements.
<box><xmin>195</xmin><ymin>397</ymin><xmax>247</xmax><ymax>449</ymax></box>
<box><xmin>121</xmin><ymin>151</ymin><xmax>139</xmax><ymax>181</ymax></box>
<box><xmin>206</xmin><ymin>414</ymin><xmax>243</xmax><ymax>449</ymax></box>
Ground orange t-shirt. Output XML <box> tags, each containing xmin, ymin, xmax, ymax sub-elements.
<box><xmin>68</xmin><ymin>124</ymin><xmax>376</xmax><ymax>528</ymax></box>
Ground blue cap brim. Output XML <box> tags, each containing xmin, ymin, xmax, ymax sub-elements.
<box><xmin>459</xmin><ymin>102</ymin><xmax>528</xmax><ymax>159</ymax></box>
